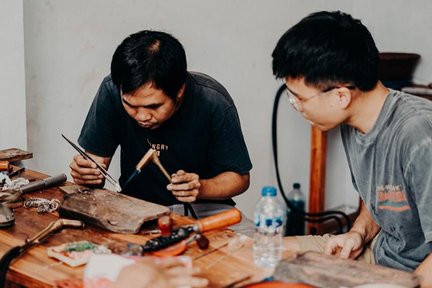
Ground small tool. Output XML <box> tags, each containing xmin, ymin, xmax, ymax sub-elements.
<box><xmin>123</xmin><ymin>148</ymin><xmax>170</xmax><ymax>187</ymax></box>
<box><xmin>61</xmin><ymin>134</ymin><xmax>122</xmax><ymax>193</ymax></box>
<box><xmin>123</xmin><ymin>148</ymin><xmax>198</xmax><ymax>218</ymax></box>
<box><xmin>150</xmin><ymin>233</ymin><xmax>209</xmax><ymax>257</ymax></box>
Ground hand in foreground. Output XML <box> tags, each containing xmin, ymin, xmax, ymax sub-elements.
<box><xmin>167</xmin><ymin>170</ymin><xmax>201</xmax><ymax>203</ymax></box>
<box><xmin>113</xmin><ymin>257</ymin><xmax>208</xmax><ymax>288</ymax></box>
<box><xmin>324</xmin><ymin>231</ymin><xmax>365</xmax><ymax>259</ymax></box>
<box><xmin>69</xmin><ymin>154</ymin><xmax>104</xmax><ymax>186</ymax></box>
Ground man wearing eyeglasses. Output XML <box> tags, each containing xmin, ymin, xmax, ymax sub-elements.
<box><xmin>272</xmin><ymin>11</ymin><xmax>432</xmax><ymax>285</ymax></box>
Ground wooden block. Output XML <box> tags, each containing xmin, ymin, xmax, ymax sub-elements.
<box><xmin>59</xmin><ymin>187</ymin><xmax>169</xmax><ymax>234</ymax></box>
<box><xmin>273</xmin><ymin>251</ymin><xmax>420</xmax><ymax>288</ymax></box>
<box><xmin>0</xmin><ymin>148</ymin><xmax>33</xmax><ymax>162</ymax></box>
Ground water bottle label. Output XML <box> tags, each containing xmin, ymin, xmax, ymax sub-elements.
<box><xmin>254</xmin><ymin>215</ymin><xmax>283</xmax><ymax>233</ymax></box>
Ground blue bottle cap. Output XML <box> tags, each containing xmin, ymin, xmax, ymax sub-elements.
<box><xmin>293</xmin><ymin>183</ymin><xmax>301</xmax><ymax>189</ymax></box>
<box><xmin>261</xmin><ymin>186</ymin><xmax>277</xmax><ymax>196</ymax></box>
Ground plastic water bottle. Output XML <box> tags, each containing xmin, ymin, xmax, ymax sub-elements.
<box><xmin>285</xmin><ymin>182</ymin><xmax>305</xmax><ymax>236</ymax></box>
<box><xmin>253</xmin><ymin>186</ymin><xmax>284</xmax><ymax>267</ymax></box>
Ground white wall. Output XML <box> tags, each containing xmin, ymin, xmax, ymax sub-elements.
<box><xmin>0</xmin><ymin>0</ymin><xmax>27</xmax><ymax>150</ymax></box>
<box><xmin>22</xmin><ymin>0</ymin><xmax>432</xmax><ymax>219</ymax></box>
<box><xmin>354</xmin><ymin>1</ymin><xmax>432</xmax><ymax>84</ymax></box>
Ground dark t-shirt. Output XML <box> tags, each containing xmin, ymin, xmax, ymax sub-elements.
<box><xmin>78</xmin><ymin>72</ymin><xmax>252</xmax><ymax>206</ymax></box>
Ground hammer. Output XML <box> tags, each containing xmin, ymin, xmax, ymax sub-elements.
<box><xmin>123</xmin><ymin>148</ymin><xmax>198</xmax><ymax>219</ymax></box>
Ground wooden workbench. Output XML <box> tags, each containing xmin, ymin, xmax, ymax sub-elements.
<box><xmin>0</xmin><ymin>170</ymin><xmax>272</xmax><ymax>287</ymax></box>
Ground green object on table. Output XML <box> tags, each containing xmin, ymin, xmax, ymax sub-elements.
<box><xmin>64</xmin><ymin>241</ymin><xmax>97</xmax><ymax>252</ymax></box>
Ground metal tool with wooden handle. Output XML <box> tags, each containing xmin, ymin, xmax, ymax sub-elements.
<box><xmin>125</xmin><ymin>208</ymin><xmax>242</xmax><ymax>255</ymax></box>
<box><xmin>123</xmin><ymin>148</ymin><xmax>171</xmax><ymax>187</ymax></box>
<box><xmin>24</xmin><ymin>219</ymin><xmax>84</xmax><ymax>246</ymax></box>
<box><xmin>123</xmin><ymin>148</ymin><xmax>157</xmax><ymax>188</ymax></box>
<box><xmin>123</xmin><ymin>148</ymin><xmax>198</xmax><ymax>219</ymax></box>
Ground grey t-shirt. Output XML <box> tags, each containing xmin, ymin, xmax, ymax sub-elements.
<box><xmin>341</xmin><ymin>89</ymin><xmax>432</xmax><ymax>271</ymax></box>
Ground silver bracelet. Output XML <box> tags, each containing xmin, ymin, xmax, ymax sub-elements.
<box><xmin>23</xmin><ymin>198</ymin><xmax>61</xmax><ymax>213</ymax></box>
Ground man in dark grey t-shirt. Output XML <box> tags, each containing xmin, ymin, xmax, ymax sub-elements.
<box><xmin>69</xmin><ymin>30</ymin><xmax>252</xmax><ymax>221</ymax></box>
<box><xmin>271</xmin><ymin>11</ymin><xmax>432</xmax><ymax>286</ymax></box>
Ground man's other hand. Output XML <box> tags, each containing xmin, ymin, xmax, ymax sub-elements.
<box><xmin>324</xmin><ymin>231</ymin><xmax>365</xmax><ymax>259</ymax></box>
<box><xmin>167</xmin><ymin>170</ymin><xmax>201</xmax><ymax>203</ymax></box>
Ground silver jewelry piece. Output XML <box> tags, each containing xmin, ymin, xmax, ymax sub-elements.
<box><xmin>23</xmin><ymin>198</ymin><xmax>61</xmax><ymax>213</ymax></box>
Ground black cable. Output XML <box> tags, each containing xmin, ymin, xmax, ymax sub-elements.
<box><xmin>0</xmin><ymin>246</ymin><xmax>21</xmax><ymax>287</ymax></box>
<box><xmin>272</xmin><ymin>84</ymin><xmax>352</xmax><ymax>233</ymax></box>
<box><xmin>184</xmin><ymin>203</ymin><xmax>198</xmax><ymax>219</ymax></box>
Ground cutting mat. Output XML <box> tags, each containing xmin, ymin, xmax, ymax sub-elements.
<box><xmin>59</xmin><ymin>186</ymin><xmax>169</xmax><ymax>234</ymax></box>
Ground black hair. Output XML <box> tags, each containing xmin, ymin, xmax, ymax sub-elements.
<box><xmin>111</xmin><ymin>30</ymin><xmax>187</xmax><ymax>100</ymax></box>
<box><xmin>272</xmin><ymin>11</ymin><xmax>379</xmax><ymax>91</ymax></box>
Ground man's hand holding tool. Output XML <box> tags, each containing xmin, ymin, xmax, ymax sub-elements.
<box><xmin>123</xmin><ymin>148</ymin><xmax>199</xmax><ymax>218</ymax></box>
<box><xmin>63</xmin><ymin>134</ymin><xmax>122</xmax><ymax>192</ymax></box>
<box><xmin>69</xmin><ymin>154</ymin><xmax>107</xmax><ymax>185</ymax></box>
<box><xmin>167</xmin><ymin>170</ymin><xmax>201</xmax><ymax>203</ymax></box>
<box><xmin>124</xmin><ymin>148</ymin><xmax>201</xmax><ymax>203</ymax></box>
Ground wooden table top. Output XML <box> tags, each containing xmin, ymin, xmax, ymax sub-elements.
<box><xmin>0</xmin><ymin>169</ymin><xmax>273</xmax><ymax>288</ymax></box>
